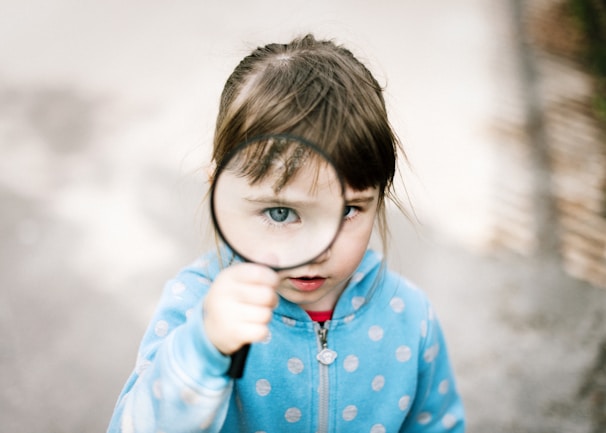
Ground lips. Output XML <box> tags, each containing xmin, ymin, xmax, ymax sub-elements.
<box><xmin>289</xmin><ymin>277</ymin><xmax>327</xmax><ymax>292</ymax></box>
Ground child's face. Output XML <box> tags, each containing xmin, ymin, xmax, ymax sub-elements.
<box><xmin>213</xmin><ymin>151</ymin><xmax>345</xmax><ymax>269</ymax></box>
<box><xmin>275</xmin><ymin>185</ymin><xmax>379</xmax><ymax>312</ymax></box>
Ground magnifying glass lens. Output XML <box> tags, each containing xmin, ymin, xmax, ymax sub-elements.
<box><xmin>211</xmin><ymin>135</ymin><xmax>344</xmax><ymax>270</ymax></box>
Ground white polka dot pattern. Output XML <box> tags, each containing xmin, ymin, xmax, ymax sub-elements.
<box><xmin>399</xmin><ymin>395</ymin><xmax>411</xmax><ymax>411</ymax></box>
<box><xmin>344</xmin><ymin>314</ymin><xmax>355</xmax><ymax>323</ymax></box>
<box><xmin>424</xmin><ymin>344</ymin><xmax>439</xmax><ymax>363</ymax></box>
<box><xmin>371</xmin><ymin>375</ymin><xmax>385</xmax><ymax>391</ymax></box>
<box><xmin>196</xmin><ymin>276</ymin><xmax>211</xmax><ymax>285</ymax></box>
<box><xmin>443</xmin><ymin>413</ymin><xmax>458</xmax><ymax>428</ymax></box>
<box><xmin>395</xmin><ymin>345</ymin><xmax>412</xmax><ymax>362</ymax></box>
<box><xmin>438</xmin><ymin>379</ymin><xmax>450</xmax><ymax>395</ymax></box>
<box><xmin>152</xmin><ymin>380</ymin><xmax>162</xmax><ymax>399</ymax></box>
<box><xmin>180</xmin><ymin>387</ymin><xmax>200</xmax><ymax>405</ymax></box>
<box><xmin>154</xmin><ymin>320</ymin><xmax>169</xmax><ymax>337</ymax></box>
<box><xmin>284</xmin><ymin>407</ymin><xmax>301</xmax><ymax>423</ymax></box>
<box><xmin>342</xmin><ymin>405</ymin><xmax>358</xmax><ymax>421</ymax></box>
<box><xmin>351</xmin><ymin>272</ymin><xmax>364</xmax><ymax>283</ymax></box>
<box><xmin>282</xmin><ymin>317</ymin><xmax>296</xmax><ymax>327</ymax></box>
<box><xmin>287</xmin><ymin>357</ymin><xmax>304</xmax><ymax>374</ymax></box>
<box><xmin>389</xmin><ymin>297</ymin><xmax>405</xmax><ymax>313</ymax></box>
<box><xmin>134</xmin><ymin>358</ymin><xmax>151</xmax><ymax>375</ymax></box>
<box><xmin>171</xmin><ymin>281</ymin><xmax>186</xmax><ymax>295</ymax></box>
<box><xmin>352</xmin><ymin>296</ymin><xmax>365</xmax><ymax>310</ymax></box>
<box><xmin>420</xmin><ymin>320</ymin><xmax>428</xmax><ymax>338</ymax></box>
<box><xmin>370</xmin><ymin>424</ymin><xmax>386</xmax><ymax>433</ymax></box>
<box><xmin>417</xmin><ymin>412</ymin><xmax>432</xmax><ymax>425</ymax></box>
<box><xmin>255</xmin><ymin>379</ymin><xmax>271</xmax><ymax>396</ymax></box>
<box><xmin>368</xmin><ymin>325</ymin><xmax>384</xmax><ymax>341</ymax></box>
<box><xmin>343</xmin><ymin>355</ymin><xmax>359</xmax><ymax>372</ymax></box>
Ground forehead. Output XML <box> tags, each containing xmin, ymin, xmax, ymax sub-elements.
<box><xmin>223</xmin><ymin>136</ymin><xmax>341</xmax><ymax>194</ymax></box>
<box><xmin>234</xmin><ymin>158</ymin><xmax>343</xmax><ymax>204</ymax></box>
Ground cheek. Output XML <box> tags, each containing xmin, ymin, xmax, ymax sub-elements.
<box><xmin>331</xmin><ymin>220</ymin><xmax>375</xmax><ymax>272</ymax></box>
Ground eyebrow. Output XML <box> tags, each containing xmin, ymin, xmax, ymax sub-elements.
<box><xmin>346</xmin><ymin>194</ymin><xmax>377</xmax><ymax>205</ymax></box>
<box><xmin>243</xmin><ymin>192</ymin><xmax>376</xmax><ymax>207</ymax></box>
<box><xmin>243</xmin><ymin>195</ymin><xmax>318</xmax><ymax>208</ymax></box>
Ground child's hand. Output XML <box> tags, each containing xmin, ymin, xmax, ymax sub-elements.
<box><xmin>204</xmin><ymin>263</ymin><xmax>280</xmax><ymax>355</ymax></box>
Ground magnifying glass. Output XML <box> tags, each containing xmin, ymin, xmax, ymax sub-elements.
<box><xmin>210</xmin><ymin>134</ymin><xmax>345</xmax><ymax>377</ymax></box>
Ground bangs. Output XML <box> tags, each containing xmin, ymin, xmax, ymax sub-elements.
<box><xmin>219</xmin><ymin>134</ymin><xmax>339</xmax><ymax>195</ymax></box>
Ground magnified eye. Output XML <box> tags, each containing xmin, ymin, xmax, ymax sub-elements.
<box><xmin>264</xmin><ymin>207</ymin><xmax>300</xmax><ymax>224</ymax></box>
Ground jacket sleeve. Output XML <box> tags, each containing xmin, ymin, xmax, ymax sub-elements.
<box><xmin>400</xmin><ymin>300</ymin><xmax>465</xmax><ymax>432</ymax></box>
<box><xmin>107</xmin><ymin>257</ymin><xmax>233</xmax><ymax>433</ymax></box>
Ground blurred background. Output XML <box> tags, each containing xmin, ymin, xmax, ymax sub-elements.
<box><xmin>1</xmin><ymin>0</ymin><xmax>605</xmax><ymax>431</ymax></box>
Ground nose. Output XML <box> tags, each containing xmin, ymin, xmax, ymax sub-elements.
<box><xmin>311</xmin><ymin>247</ymin><xmax>331</xmax><ymax>264</ymax></box>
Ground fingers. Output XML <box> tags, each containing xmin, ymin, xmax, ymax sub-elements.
<box><xmin>215</xmin><ymin>263</ymin><xmax>279</xmax><ymax>305</ymax></box>
<box><xmin>203</xmin><ymin>263</ymin><xmax>280</xmax><ymax>355</ymax></box>
<box><xmin>235</xmin><ymin>284</ymin><xmax>279</xmax><ymax>309</ymax></box>
<box><xmin>233</xmin><ymin>303</ymin><xmax>274</xmax><ymax>325</ymax></box>
<box><xmin>229</xmin><ymin>263</ymin><xmax>280</xmax><ymax>285</ymax></box>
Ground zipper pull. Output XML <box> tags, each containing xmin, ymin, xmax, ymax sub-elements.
<box><xmin>316</xmin><ymin>325</ymin><xmax>338</xmax><ymax>365</ymax></box>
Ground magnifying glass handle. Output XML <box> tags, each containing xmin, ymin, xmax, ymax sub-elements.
<box><xmin>227</xmin><ymin>344</ymin><xmax>251</xmax><ymax>379</ymax></box>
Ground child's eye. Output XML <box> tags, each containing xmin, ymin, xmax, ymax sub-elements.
<box><xmin>263</xmin><ymin>207</ymin><xmax>300</xmax><ymax>224</ymax></box>
<box><xmin>343</xmin><ymin>206</ymin><xmax>360</xmax><ymax>220</ymax></box>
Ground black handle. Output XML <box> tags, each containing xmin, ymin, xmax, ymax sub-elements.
<box><xmin>227</xmin><ymin>344</ymin><xmax>251</xmax><ymax>379</ymax></box>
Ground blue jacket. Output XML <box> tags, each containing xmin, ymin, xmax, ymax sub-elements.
<box><xmin>108</xmin><ymin>250</ymin><xmax>465</xmax><ymax>432</ymax></box>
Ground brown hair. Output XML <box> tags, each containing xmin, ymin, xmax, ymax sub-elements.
<box><xmin>211</xmin><ymin>34</ymin><xmax>406</xmax><ymax>248</ymax></box>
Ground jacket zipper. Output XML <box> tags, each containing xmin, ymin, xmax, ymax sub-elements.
<box><xmin>314</xmin><ymin>321</ymin><xmax>337</xmax><ymax>433</ymax></box>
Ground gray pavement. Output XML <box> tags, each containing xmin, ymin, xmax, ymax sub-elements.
<box><xmin>1</xmin><ymin>1</ymin><xmax>605</xmax><ymax>432</ymax></box>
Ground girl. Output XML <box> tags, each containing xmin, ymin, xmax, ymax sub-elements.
<box><xmin>108</xmin><ymin>34</ymin><xmax>465</xmax><ymax>433</ymax></box>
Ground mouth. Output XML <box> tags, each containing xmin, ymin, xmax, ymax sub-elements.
<box><xmin>288</xmin><ymin>276</ymin><xmax>327</xmax><ymax>292</ymax></box>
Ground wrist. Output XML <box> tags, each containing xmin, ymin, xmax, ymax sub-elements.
<box><xmin>170</xmin><ymin>299</ymin><xmax>231</xmax><ymax>387</ymax></box>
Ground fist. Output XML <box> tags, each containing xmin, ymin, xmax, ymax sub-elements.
<box><xmin>203</xmin><ymin>263</ymin><xmax>279</xmax><ymax>355</ymax></box>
